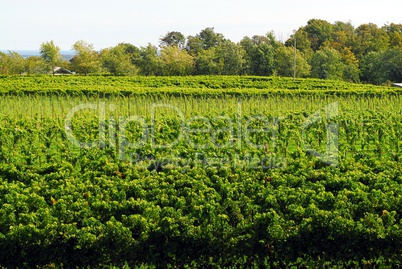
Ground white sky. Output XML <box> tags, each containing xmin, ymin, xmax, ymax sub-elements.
<box><xmin>1</xmin><ymin>0</ymin><xmax>401</xmax><ymax>50</ymax></box>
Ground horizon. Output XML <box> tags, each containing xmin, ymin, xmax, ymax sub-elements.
<box><xmin>0</xmin><ymin>50</ymin><xmax>75</xmax><ymax>54</ymax></box>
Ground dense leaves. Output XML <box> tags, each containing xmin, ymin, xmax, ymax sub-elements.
<box><xmin>2</xmin><ymin>20</ymin><xmax>402</xmax><ymax>84</ymax></box>
<box><xmin>0</xmin><ymin>76</ymin><xmax>401</xmax><ymax>267</ymax></box>
<box><xmin>0</xmin><ymin>75</ymin><xmax>397</xmax><ymax>97</ymax></box>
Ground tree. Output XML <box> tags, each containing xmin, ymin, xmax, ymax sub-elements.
<box><xmin>25</xmin><ymin>56</ymin><xmax>46</xmax><ymax>74</ymax></box>
<box><xmin>240</xmin><ymin>33</ymin><xmax>277</xmax><ymax>76</ymax></box>
<box><xmin>116</xmin><ymin>43</ymin><xmax>142</xmax><ymax>66</ymax></box>
<box><xmin>71</xmin><ymin>40</ymin><xmax>101</xmax><ymax>75</ymax></box>
<box><xmin>198</xmin><ymin>27</ymin><xmax>225</xmax><ymax>49</ymax></box>
<box><xmin>160</xmin><ymin>31</ymin><xmax>186</xmax><ymax>49</ymax></box>
<box><xmin>0</xmin><ymin>52</ymin><xmax>10</xmax><ymax>74</ymax></box>
<box><xmin>383</xmin><ymin>23</ymin><xmax>402</xmax><ymax>48</ymax></box>
<box><xmin>361</xmin><ymin>48</ymin><xmax>402</xmax><ymax>84</ymax></box>
<box><xmin>216</xmin><ymin>40</ymin><xmax>245</xmax><ymax>75</ymax></box>
<box><xmin>303</xmin><ymin>19</ymin><xmax>334</xmax><ymax>52</ymax></box>
<box><xmin>360</xmin><ymin>52</ymin><xmax>379</xmax><ymax>84</ymax></box>
<box><xmin>194</xmin><ymin>48</ymin><xmax>221</xmax><ymax>75</ymax></box>
<box><xmin>274</xmin><ymin>46</ymin><xmax>311</xmax><ymax>78</ymax></box>
<box><xmin>353</xmin><ymin>23</ymin><xmax>390</xmax><ymax>61</ymax></box>
<box><xmin>239</xmin><ymin>37</ymin><xmax>254</xmax><ymax>74</ymax></box>
<box><xmin>323</xmin><ymin>37</ymin><xmax>360</xmax><ymax>82</ymax></box>
<box><xmin>160</xmin><ymin>45</ymin><xmax>194</xmax><ymax>75</ymax></box>
<box><xmin>8</xmin><ymin>51</ymin><xmax>26</xmax><ymax>75</ymax></box>
<box><xmin>186</xmin><ymin>27</ymin><xmax>225</xmax><ymax>55</ymax></box>
<box><xmin>342</xmin><ymin>63</ymin><xmax>360</xmax><ymax>83</ymax></box>
<box><xmin>331</xmin><ymin>21</ymin><xmax>356</xmax><ymax>49</ymax></box>
<box><xmin>250</xmin><ymin>35</ymin><xmax>271</xmax><ymax>46</ymax></box>
<box><xmin>318</xmin><ymin>22</ymin><xmax>360</xmax><ymax>82</ymax></box>
<box><xmin>285</xmin><ymin>29</ymin><xmax>314</xmax><ymax>60</ymax></box>
<box><xmin>310</xmin><ymin>47</ymin><xmax>345</xmax><ymax>80</ymax></box>
<box><xmin>383</xmin><ymin>48</ymin><xmax>402</xmax><ymax>82</ymax></box>
<box><xmin>40</xmin><ymin>40</ymin><xmax>63</xmax><ymax>74</ymax></box>
<box><xmin>138</xmin><ymin>44</ymin><xmax>163</xmax><ymax>76</ymax></box>
<box><xmin>0</xmin><ymin>51</ymin><xmax>26</xmax><ymax>75</ymax></box>
<box><xmin>249</xmin><ymin>42</ymin><xmax>275</xmax><ymax>76</ymax></box>
<box><xmin>186</xmin><ymin>35</ymin><xmax>203</xmax><ymax>56</ymax></box>
<box><xmin>100</xmin><ymin>46</ymin><xmax>138</xmax><ymax>76</ymax></box>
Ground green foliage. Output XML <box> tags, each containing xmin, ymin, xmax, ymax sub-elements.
<box><xmin>240</xmin><ymin>34</ymin><xmax>278</xmax><ymax>76</ymax></box>
<box><xmin>24</xmin><ymin>56</ymin><xmax>46</xmax><ymax>75</ymax></box>
<box><xmin>188</xmin><ymin>27</ymin><xmax>225</xmax><ymax>53</ymax></box>
<box><xmin>71</xmin><ymin>40</ymin><xmax>101</xmax><ymax>75</ymax></box>
<box><xmin>342</xmin><ymin>63</ymin><xmax>360</xmax><ymax>83</ymax></box>
<box><xmin>304</xmin><ymin>19</ymin><xmax>334</xmax><ymax>51</ymax></box>
<box><xmin>361</xmin><ymin>48</ymin><xmax>402</xmax><ymax>85</ymax></box>
<box><xmin>353</xmin><ymin>23</ymin><xmax>390</xmax><ymax>61</ymax></box>
<box><xmin>0</xmin><ymin>52</ymin><xmax>11</xmax><ymax>75</ymax></box>
<box><xmin>7</xmin><ymin>52</ymin><xmax>25</xmax><ymax>75</ymax></box>
<box><xmin>194</xmin><ymin>48</ymin><xmax>221</xmax><ymax>75</ymax></box>
<box><xmin>160</xmin><ymin>46</ymin><xmax>194</xmax><ymax>76</ymax></box>
<box><xmin>117</xmin><ymin>43</ymin><xmax>142</xmax><ymax>66</ymax></box>
<box><xmin>138</xmin><ymin>44</ymin><xmax>163</xmax><ymax>76</ymax></box>
<box><xmin>0</xmin><ymin>75</ymin><xmax>396</xmax><ymax>97</ymax></box>
<box><xmin>216</xmin><ymin>40</ymin><xmax>246</xmax><ymax>75</ymax></box>
<box><xmin>248</xmin><ymin>43</ymin><xmax>275</xmax><ymax>76</ymax></box>
<box><xmin>0</xmin><ymin>51</ymin><xmax>32</xmax><ymax>75</ymax></box>
<box><xmin>159</xmin><ymin>31</ymin><xmax>186</xmax><ymax>49</ymax></box>
<box><xmin>274</xmin><ymin>46</ymin><xmax>311</xmax><ymax>78</ymax></box>
<box><xmin>286</xmin><ymin>29</ymin><xmax>314</xmax><ymax>60</ymax></box>
<box><xmin>100</xmin><ymin>46</ymin><xmax>139</xmax><ymax>76</ymax></box>
<box><xmin>2</xmin><ymin>20</ymin><xmax>402</xmax><ymax>83</ymax></box>
<box><xmin>310</xmin><ymin>47</ymin><xmax>345</xmax><ymax>80</ymax></box>
<box><xmin>384</xmin><ymin>23</ymin><xmax>402</xmax><ymax>48</ymax></box>
<box><xmin>40</xmin><ymin>40</ymin><xmax>63</xmax><ymax>74</ymax></box>
<box><xmin>0</xmin><ymin>76</ymin><xmax>401</xmax><ymax>267</ymax></box>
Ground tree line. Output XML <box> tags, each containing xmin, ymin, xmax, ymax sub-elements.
<box><xmin>1</xmin><ymin>19</ymin><xmax>402</xmax><ymax>85</ymax></box>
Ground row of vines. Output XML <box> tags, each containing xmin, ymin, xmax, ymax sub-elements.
<box><xmin>0</xmin><ymin>76</ymin><xmax>401</xmax><ymax>268</ymax></box>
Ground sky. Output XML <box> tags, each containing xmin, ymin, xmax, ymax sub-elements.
<box><xmin>0</xmin><ymin>0</ymin><xmax>401</xmax><ymax>51</ymax></box>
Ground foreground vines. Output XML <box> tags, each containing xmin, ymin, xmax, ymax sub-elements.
<box><xmin>0</xmin><ymin>76</ymin><xmax>401</xmax><ymax>268</ymax></box>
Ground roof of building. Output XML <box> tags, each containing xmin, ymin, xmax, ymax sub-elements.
<box><xmin>392</xmin><ymin>83</ymin><xmax>402</xmax><ymax>88</ymax></box>
<box><xmin>53</xmin><ymin>67</ymin><xmax>74</xmax><ymax>75</ymax></box>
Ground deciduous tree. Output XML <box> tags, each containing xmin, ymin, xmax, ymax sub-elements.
<box><xmin>71</xmin><ymin>40</ymin><xmax>101</xmax><ymax>75</ymax></box>
<box><xmin>8</xmin><ymin>51</ymin><xmax>25</xmax><ymax>75</ymax></box>
<box><xmin>241</xmin><ymin>34</ymin><xmax>278</xmax><ymax>76</ymax></box>
<box><xmin>249</xmin><ymin>42</ymin><xmax>275</xmax><ymax>76</ymax></box>
<box><xmin>216</xmin><ymin>40</ymin><xmax>245</xmax><ymax>75</ymax></box>
<box><xmin>160</xmin><ymin>45</ymin><xmax>194</xmax><ymax>75</ymax></box>
<box><xmin>383</xmin><ymin>23</ymin><xmax>402</xmax><ymax>48</ymax></box>
<box><xmin>100</xmin><ymin>46</ymin><xmax>138</xmax><ymax>76</ymax></box>
<box><xmin>310</xmin><ymin>47</ymin><xmax>345</xmax><ymax>80</ymax></box>
<box><xmin>194</xmin><ymin>48</ymin><xmax>221</xmax><ymax>75</ymax></box>
<box><xmin>361</xmin><ymin>48</ymin><xmax>402</xmax><ymax>84</ymax></box>
<box><xmin>285</xmin><ymin>29</ymin><xmax>314</xmax><ymax>60</ymax></box>
<box><xmin>0</xmin><ymin>52</ymin><xmax>10</xmax><ymax>74</ymax></box>
<box><xmin>353</xmin><ymin>23</ymin><xmax>390</xmax><ymax>61</ymax></box>
<box><xmin>304</xmin><ymin>19</ymin><xmax>334</xmax><ymax>52</ymax></box>
<box><xmin>275</xmin><ymin>46</ymin><xmax>311</xmax><ymax>78</ymax></box>
<box><xmin>40</xmin><ymin>40</ymin><xmax>63</xmax><ymax>74</ymax></box>
<box><xmin>25</xmin><ymin>56</ymin><xmax>46</xmax><ymax>74</ymax></box>
<box><xmin>160</xmin><ymin>31</ymin><xmax>186</xmax><ymax>49</ymax></box>
<box><xmin>138</xmin><ymin>44</ymin><xmax>163</xmax><ymax>76</ymax></box>
<box><xmin>186</xmin><ymin>27</ymin><xmax>225</xmax><ymax>55</ymax></box>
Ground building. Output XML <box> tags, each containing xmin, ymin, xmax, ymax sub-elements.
<box><xmin>392</xmin><ymin>83</ymin><xmax>402</xmax><ymax>88</ymax></box>
<box><xmin>53</xmin><ymin>67</ymin><xmax>74</xmax><ymax>75</ymax></box>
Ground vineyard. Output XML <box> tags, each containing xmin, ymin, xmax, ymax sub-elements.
<box><xmin>0</xmin><ymin>75</ymin><xmax>402</xmax><ymax>268</ymax></box>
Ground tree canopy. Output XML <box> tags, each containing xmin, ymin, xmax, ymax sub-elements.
<box><xmin>2</xmin><ymin>20</ymin><xmax>402</xmax><ymax>84</ymax></box>
<box><xmin>39</xmin><ymin>41</ymin><xmax>63</xmax><ymax>74</ymax></box>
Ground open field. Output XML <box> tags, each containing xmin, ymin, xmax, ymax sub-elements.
<box><xmin>0</xmin><ymin>75</ymin><xmax>401</xmax><ymax>268</ymax></box>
